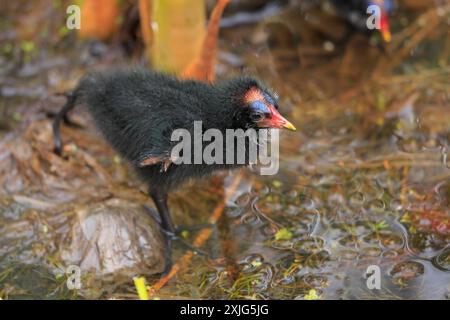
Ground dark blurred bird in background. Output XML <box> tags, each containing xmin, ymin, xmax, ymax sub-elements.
<box><xmin>330</xmin><ymin>0</ymin><xmax>394</xmax><ymax>42</ymax></box>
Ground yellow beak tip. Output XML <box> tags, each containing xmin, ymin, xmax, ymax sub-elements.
<box><xmin>382</xmin><ymin>31</ymin><xmax>392</xmax><ymax>42</ymax></box>
<box><xmin>284</xmin><ymin>122</ymin><xmax>297</xmax><ymax>131</ymax></box>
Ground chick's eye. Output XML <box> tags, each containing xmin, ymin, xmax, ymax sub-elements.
<box><xmin>250</xmin><ymin>112</ymin><xmax>264</xmax><ymax>121</ymax></box>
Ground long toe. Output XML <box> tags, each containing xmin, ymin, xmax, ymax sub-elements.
<box><xmin>173</xmin><ymin>237</ymin><xmax>210</xmax><ymax>257</ymax></box>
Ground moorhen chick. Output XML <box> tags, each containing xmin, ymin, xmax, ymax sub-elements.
<box><xmin>330</xmin><ymin>0</ymin><xmax>394</xmax><ymax>42</ymax></box>
<box><xmin>53</xmin><ymin>69</ymin><xmax>296</xmax><ymax>272</ymax></box>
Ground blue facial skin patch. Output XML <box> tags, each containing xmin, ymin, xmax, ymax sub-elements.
<box><xmin>263</xmin><ymin>92</ymin><xmax>275</xmax><ymax>105</ymax></box>
<box><xmin>250</xmin><ymin>100</ymin><xmax>270</xmax><ymax>115</ymax></box>
<box><xmin>263</xmin><ymin>92</ymin><xmax>280</xmax><ymax>110</ymax></box>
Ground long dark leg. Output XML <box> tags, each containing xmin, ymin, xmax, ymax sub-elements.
<box><xmin>53</xmin><ymin>92</ymin><xmax>77</xmax><ymax>155</ymax></box>
<box><xmin>150</xmin><ymin>190</ymin><xmax>176</xmax><ymax>235</ymax></box>
<box><xmin>149</xmin><ymin>191</ymin><xmax>213</xmax><ymax>238</ymax></box>
<box><xmin>150</xmin><ymin>190</ymin><xmax>176</xmax><ymax>274</ymax></box>
<box><xmin>149</xmin><ymin>190</ymin><xmax>209</xmax><ymax>273</ymax></box>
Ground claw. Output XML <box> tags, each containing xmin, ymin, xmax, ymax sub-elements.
<box><xmin>161</xmin><ymin>227</ymin><xmax>210</xmax><ymax>257</ymax></box>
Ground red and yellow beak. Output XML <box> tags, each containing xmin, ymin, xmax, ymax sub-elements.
<box><xmin>258</xmin><ymin>105</ymin><xmax>296</xmax><ymax>131</ymax></box>
<box><xmin>380</xmin><ymin>10</ymin><xmax>391</xmax><ymax>42</ymax></box>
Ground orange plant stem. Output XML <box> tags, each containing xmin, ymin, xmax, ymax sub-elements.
<box><xmin>181</xmin><ymin>0</ymin><xmax>231</xmax><ymax>82</ymax></box>
<box><xmin>139</xmin><ymin>0</ymin><xmax>153</xmax><ymax>47</ymax></box>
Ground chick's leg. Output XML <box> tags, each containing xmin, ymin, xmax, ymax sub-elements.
<box><xmin>53</xmin><ymin>92</ymin><xmax>77</xmax><ymax>155</ymax></box>
<box><xmin>149</xmin><ymin>190</ymin><xmax>175</xmax><ymax>273</ymax></box>
<box><xmin>149</xmin><ymin>190</ymin><xmax>209</xmax><ymax>274</ymax></box>
<box><xmin>150</xmin><ymin>190</ymin><xmax>176</xmax><ymax>234</ymax></box>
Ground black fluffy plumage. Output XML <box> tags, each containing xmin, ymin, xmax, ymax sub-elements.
<box><xmin>73</xmin><ymin>69</ymin><xmax>268</xmax><ymax>193</ymax></box>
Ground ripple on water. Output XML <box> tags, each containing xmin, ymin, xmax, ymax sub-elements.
<box><xmin>389</xmin><ymin>260</ymin><xmax>425</xmax><ymax>283</ymax></box>
<box><xmin>300</xmin><ymin>273</ymin><xmax>328</xmax><ymax>288</ymax></box>
<box><xmin>240</xmin><ymin>211</ymin><xmax>262</xmax><ymax>226</ymax></box>
<box><xmin>339</xmin><ymin>249</ymin><xmax>359</xmax><ymax>261</ymax></box>
<box><xmin>381</xmin><ymin>249</ymin><xmax>401</xmax><ymax>259</ymax></box>
<box><xmin>226</xmin><ymin>206</ymin><xmax>243</xmax><ymax>218</ymax></box>
<box><xmin>239</xmin><ymin>253</ymin><xmax>265</xmax><ymax>273</ymax></box>
<box><xmin>261</xmin><ymin>223</ymin><xmax>278</xmax><ymax>237</ymax></box>
<box><xmin>409</xmin><ymin>231</ymin><xmax>448</xmax><ymax>255</ymax></box>
<box><xmin>348</xmin><ymin>191</ymin><xmax>365</xmax><ymax>208</ymax></box>
<box><xmin>432</xmin><ymin>248</ymin><xmax>450</xmax><ymax>271</ymax></box>
<box><xmin>364</xmin><ymin>199</ymin><xmax>386</xmax><ymax>213</ymax></box>
<box><xmin>293</xmin><ymin>237</ymin><xmax>325</xmax><ymax>254</ymax></box>
<box><xmin>359</xmin><ymin>246</ymin><xmax>383</xmax><ymax>258</ymax></box>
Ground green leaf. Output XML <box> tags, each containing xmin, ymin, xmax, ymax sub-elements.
<box><xmin>304</xmin><ymin>289</ymin><xmax>320</xmax><ymax>300</ymax></box>
<box><xmin>275</xmin><ymin>228</ymin><xmax>293</xmax><ymax>241</ymax></box>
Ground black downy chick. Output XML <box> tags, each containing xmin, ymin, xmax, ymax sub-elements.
<box><xmin>53</xmin><ymin>68</ymin><xmax>296</xmax><ymax>272</ymax></box>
